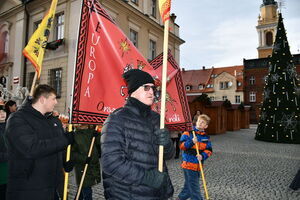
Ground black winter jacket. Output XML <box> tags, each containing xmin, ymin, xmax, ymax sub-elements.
<box><xmin>5</xmin><ymin>100</ymin><xmax>69</xmax><ymax>200</ymax></box>
<box><xmin>0</xmin><ymin>123</ymin><xmax>7</xmax><ymax>163</ymax></box>
<box><xmin>71</xmin><ymin>128</ymin><xmax>101</xmax><ymax>188</ymax></box>
<box><xmin>101</xmin><ymin>98</ymin><xmax>174</xmax><ymax>200</ymax></box>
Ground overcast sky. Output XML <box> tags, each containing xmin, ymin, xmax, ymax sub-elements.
<box><xmin>172</xmin><ymin>0</ymin><xmax>300</xmax><ymax>70</ymax></box>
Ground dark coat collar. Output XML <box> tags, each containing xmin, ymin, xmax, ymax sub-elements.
<box><xmin>124</xmin><ymin>97</ymin><xmax>151</xmax><ymax>118</ymax></box>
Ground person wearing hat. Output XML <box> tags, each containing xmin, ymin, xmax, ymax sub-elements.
<box><xmin>101</xmin><ymin>69</ymin><xmax>175</xmax><ymax>200</ymax></box>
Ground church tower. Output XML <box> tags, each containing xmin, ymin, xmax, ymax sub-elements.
<box><xmin>256</xmin><ymin>0</ymin><xmax>278</xmax><ymax>58</ymax></box>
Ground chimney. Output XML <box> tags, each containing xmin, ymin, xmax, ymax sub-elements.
<box><xmin>234</xmin><ymin>70</ymin><xmax>237</xmax><ymax>76</ymax></box>
<box><xmin>182</xmin><ymin>68</ymin><xmax>185</xmax><ymax>72</ymax></box>
<box><xmin>202</xmin><ymin>66</ymin><xmax>205</xmax><ymax>70</ymax></box>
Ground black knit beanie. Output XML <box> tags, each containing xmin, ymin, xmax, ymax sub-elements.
<box><xmin>122</xmin><ymin>69</ymin><xmax>154</xmax><ymax>94</ymax></box>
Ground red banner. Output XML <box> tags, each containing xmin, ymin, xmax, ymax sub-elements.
<box><xmin>150</xmin><ymin>51</ymin><xmax>192</xmax><ymax>131</ymax></box>
<box><xmin>71</xmin><ymin>0</ymin><xmax>192</xmax><ymax>131</ymax></box>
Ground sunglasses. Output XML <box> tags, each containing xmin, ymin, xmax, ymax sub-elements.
<box><xmin>142</xmin><ymin>85</ymin><xmax>156</xmax><ymax>92</ymax></box>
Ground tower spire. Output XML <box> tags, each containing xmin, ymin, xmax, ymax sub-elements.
<box><xmin>256</xmin><ymin>0</ymin><xmax>278</xmax><ymax>58</ymax></box>
<box><xmin>262</xmin><ymin>0</ymin><xmax>277</xmax><ymax>6</ymax></box>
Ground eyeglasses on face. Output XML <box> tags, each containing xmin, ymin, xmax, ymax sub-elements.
<box><xmin>142</xmin><ymin>84</ymin><xmax>156</xmax><ymax>92</ymax></box>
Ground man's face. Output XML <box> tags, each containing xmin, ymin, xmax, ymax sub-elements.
<box><xmin>131</xmin><ymin>83</ymin><xmax>155</xmax><ymax>106</ymax></box>
<box><xmin>0</xmin><ymin>110</ymin><xmax>6</xmax><ymax>122</ymax></box>
<box><xmin>196</xmin><ymin>118</ymin><xmax>208</xmax><ymax>130</ymax></box>
<box><xmin>42</xmin><ymin>93</ymin><xmax>58</xmax><ymax>113</ymax></box>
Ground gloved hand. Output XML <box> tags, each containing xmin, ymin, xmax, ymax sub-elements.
<box><xmin>63</xmin><ymin>160</ymin><xmax>74</xmax><ymax>172</ymax></box>
<box><xmin>85</xmin><ymin>156</ymin><xmax>92</xmax><ymax>164</ymax></box>
<box><xmin>141</xmin><ymin>169</ymin><xmax>168</xmax><ymax>189</ymax></box>
<box><xmin>93</xmin><ymin>130</ymin><xmax>99</xmax><ymax>138</ymax></box>
<box><xmin>154</xmin><ymin>128</ymin><xmax>171</xmax><ymax>146</ymax></box>
<box><xmin>65</xmin><ymin>131</ymin><xmax>75</xmax><ymax>145</ymax></box>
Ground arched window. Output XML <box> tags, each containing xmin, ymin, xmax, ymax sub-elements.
<box><xmin>0</xmin><ymin>22</ymin><xmax>10</xmax><ymax>63</ymax></box>
<box><xmin>266</xmin><ymin>32</ymin><xmax>273</xmax><ymax>46</ymax></box>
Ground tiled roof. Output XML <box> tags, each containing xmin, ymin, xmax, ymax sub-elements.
<box><xmin>182</xmin><ymin>68</ymin><xmax>213</xmax><ymax>92</ymax></box>
<box><xmin>182</xmin><ymin>65</ymin><xmax>244</xmax><ymax>93</ymax></box>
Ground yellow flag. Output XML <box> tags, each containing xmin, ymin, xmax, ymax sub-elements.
<box><xmin>158</xmin><ymin>0</ymin><xmax>171</xmax><ymax>22</ymax></box>
<box><xmin>23</xmin><ymin>0</ymin><xmax>58</xmax><ymax>78</ymax></box>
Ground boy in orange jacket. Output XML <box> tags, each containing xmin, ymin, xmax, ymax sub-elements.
<box><xmin>177</xmin><ymin>114</ymin><xmax>212</xmax><ymax>200</ymax></box>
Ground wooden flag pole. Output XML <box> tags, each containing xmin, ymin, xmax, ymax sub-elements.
<box><xmin>192</xmin><ymin>131</ymin><xmax>210</xmax><ymax>200</ymax></box>
<box><xmin>75</xmin><ymin>126</ymin><xmax>99</xmax><ymax>200</ymax></box>
<box><xmin>158</xmin><ymin>19</ymin><xmax>170</xmax><ymax>172</ymax></box>
<box><xmin>63</xmin><ymin>124</ymin><xmax>73</xmax><ymax>200</ymax></box>
<box><xmin>29</xmin><ymin>72</ymin><xmax>38</xmax><ymax>96</ymax></box>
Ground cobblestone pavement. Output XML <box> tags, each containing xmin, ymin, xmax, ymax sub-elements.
<box><xmin>68</xmin><ymin>125</ymin><xmax>300</xmax><ymax>200</ymax></box>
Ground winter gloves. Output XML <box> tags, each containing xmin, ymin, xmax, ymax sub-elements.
<box><xmin>154</xmin><ymin>128</ymin><xmax>175</xmax><ymax>160</ymax></box>
<box><xmin>63</xmin><ymin>160</ymin><xmax>74</xmax><ymax>172</ymax></box>
<box><xmin>65</xmin><ymin>130</ymin><xmax>75</xmax><ymax>145</ymax></box>
<box><xmin>154</xmin><ymin>128</ymin><xmax>171</xmax><ymax>146</ymax></box>
<box><xmin>141</xmin><ymin>169</ymin><xmax>168</xmax><ymax>189</ymax></box>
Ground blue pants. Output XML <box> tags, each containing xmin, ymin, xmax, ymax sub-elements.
<box><xmin>77</xmin><ymin>187</ymin><xmax>93</xmax><ymax>200</ymax></box>
<box><xmin>178</xmin><ymin>169</ymin><xmax>203</xmax><ymax>200</ymax></box>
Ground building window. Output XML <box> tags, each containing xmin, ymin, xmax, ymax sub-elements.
<box><xmin>131</xmin><ymin>0</ymin><xmax>138</xmax><ymax>5</ymax></box>
<box><xmin>34</xmin><ymin>20</ymin><xmax>42</xmax><ymax>31</ymax></box>
<box><xmin>198</xmin><ymin>84</ymin><xmax>204</xmax><ymax>90</ymax></box>
<box><xmin>266</xmin><ymin>31</ymin><xmax>273</xmax><ymax>46</ymax></box>
<box><xmin>249</xmin><ymin>76</ymin><xmax>255</xmax><ymax>85</ymax></box>
<box><xmin>237</xmin><ymin>81</ymin><xmax>242</xmax><ymax>87</ymax></box>
<box><xmin>185</xmin><ymin>85</ymin><xmax>191</xmax><ymax>91</ymax></box>
<box><xmin>249</xmin><ymin>92</ymin><xmax>256</xmax><ymax>102</ymax></box>
<box><xmin>222</xmin><ymin>96</ymin><xmax>227</xmax><ymax>101</ymax></box>
<box><xmin>151</xmin><ymin>0</ymin><xmax>157</xmax><ymax>18</ymax></box>
<box><xmin>3</xmin><ymin>32</ymin><xmax>9</xmax><ymax>54</ymax></box>
<box><xmin>49</xmin><ymin>68</ymin><xmax>62</xmax><ymax>98</ymax></box>
<box><xmin>129</xmin><ymin>29</ymin><xmax>138</xmax><ymax>47</ymax></box>
<box><xmin>55</xmin><ymin>12</ymin><xmax>64</xmax><ymax>40</ymax></box>
<box><xmin>220</xmin><ymin>81</ymin><xmax>229</xmax><ymax>89</ymax></box>
<box><xmin>235</xmin><ymin>95</ymin><xmax>241</xmax><ymax>103</ymax></box>
<box><xmin>27</xmin><ymin>72</ymin><xmax>40</xmax><ymax>89</ymax></box>
<box><xmin>149</xmin><ymin>39</ymin><xmax>156</xmax><ymax>61</ymax></box>
<box><xmin>210</xmin><ymin>96</ymin><xmax>215</xmax><ymax>101</ymax></box>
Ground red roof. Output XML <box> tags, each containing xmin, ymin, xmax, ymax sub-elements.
<box><xmin>182</xmin><ymin>65</ymin><xmax>244</xmax><ymax>93</ymax></box>
<box><xmin>182</xmin><ymin>68</ymin><xmax>213</xmax><ymax>92</ymax></box>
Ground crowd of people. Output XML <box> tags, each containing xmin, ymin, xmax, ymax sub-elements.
<box><xmin>0</xmin><ymin>69</ymin><xmax>299</xmax><ymax>200</ymax></box>
<box><xmin>0</xmin><ymin>100</ymin><xmax>17</xmax><ymax>200</ymax></box>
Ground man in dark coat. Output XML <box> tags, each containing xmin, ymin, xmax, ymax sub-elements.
<box><xmin>5</xmin><ymin>84</ymin><xmax>74</xmax><ymax>200</ymax></box>
<box><xmin>68</xmin><ymin>125</ymin><xmax>101</xmax><ymax>200</ymax></box>
<box><xmin>101</xmin><ymin>69</ymin><xmax>175</xmax><ymax>200</ymax></box>
<box><xmin>0</xmin><ymin>105</ymin><xmax>8</xmax><ymax>199</ymax></box>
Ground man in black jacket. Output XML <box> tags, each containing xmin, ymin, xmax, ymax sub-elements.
<box><xmin>5</xmin><ymin>84</ymin><xmax>74</xmax><ymax>200</ymax></box>
<box><xmin>101</xmin><ymin>69</ymin><xmax>175</xmax><ymax>200</ymax></box>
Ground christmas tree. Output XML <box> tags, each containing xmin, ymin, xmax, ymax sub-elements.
<box><xmin>255</xmin><ymin>13</ymin><xmax>300</xmax><ymax>144</ymax></box>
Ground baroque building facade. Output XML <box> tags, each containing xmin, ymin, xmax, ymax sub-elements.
<box><xmin>0</xmin><ymin>0</ymin><xmax>184</xmax><ymax>113</ymax></box>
